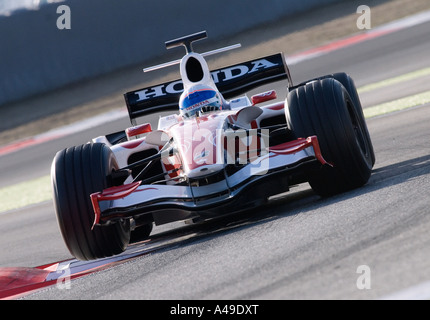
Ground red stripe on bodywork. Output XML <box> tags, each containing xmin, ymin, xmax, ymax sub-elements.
<box><xmin>269</xmin><ymin>136</ymin><xmax>331</xmax><ymax>167</ymax></box>
<box><xmin>91</xmin><ymin>181</ymin><xmax>142</xmax><ymax>229</ymax></box>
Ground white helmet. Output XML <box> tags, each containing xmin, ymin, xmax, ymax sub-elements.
<box><xmin>179</xmin><ymin>84</ymin><xmax>223</xmax><ymax>118</ymax></box>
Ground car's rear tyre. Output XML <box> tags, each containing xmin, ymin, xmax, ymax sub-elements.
<box><xmin>51</xmin><ymin>143</ymin><xmax>130</xmax><ymax>260</ymax></box>
<box><xmin>285</xmin><ymin>78</ymin><xmax>374</xmax><ymax>196</ymax></box>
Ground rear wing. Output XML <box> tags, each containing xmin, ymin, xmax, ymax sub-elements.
<box><xmin>124</xmin><ymin>53</ymin><xmax>292</xmax><ymax>122</ymax></box>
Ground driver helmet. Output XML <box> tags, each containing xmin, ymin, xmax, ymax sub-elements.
<box><xmin>179</xmin><ymin>84</ymin><xmax>222</xmax><ymax>119</ymax></box>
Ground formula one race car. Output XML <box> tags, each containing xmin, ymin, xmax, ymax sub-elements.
<box><xmin>51</xmin><ymin>31</ymin><xmax>375</xmax><ymax>261</ymax></box>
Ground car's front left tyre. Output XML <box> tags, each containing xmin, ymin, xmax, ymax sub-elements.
<box><xmin>51</xmin><ymin>143</ymin><xmax>130</xmax><ymax>261</ymax></box>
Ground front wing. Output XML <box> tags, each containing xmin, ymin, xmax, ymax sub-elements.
<box><xmin>91</xmin><ymin>136</ymin><xmax>329</xmax><ymax>228</ymax></box>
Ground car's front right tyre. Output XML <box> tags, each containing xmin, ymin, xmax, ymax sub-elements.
<box><xmin>285</xmin><ymin>78</ymin><xmax>374</xmax><ymax>196</ymax></box>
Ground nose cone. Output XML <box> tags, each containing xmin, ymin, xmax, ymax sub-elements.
<box><xmin>170</xmin><ymin>113</ymin><xmax>227</xmax><ymax>178</ymax></box>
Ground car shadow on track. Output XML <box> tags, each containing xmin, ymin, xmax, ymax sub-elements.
<box><xmin>135</xmin><ymin>154</ymin><xmax>430</xmax><ymax>254</ymax></box>
<box><xmin>134</xmin><ymin>184</ymin><xmax>324</xmax><ymax>255</ymax></box>
<box><xmin>369</xmin><ymin>154</ymin><xmax>430</xmax><ymax>185</ymax></box>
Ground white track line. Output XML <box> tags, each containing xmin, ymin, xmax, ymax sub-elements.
<box><xmin>379</xmin><ymin>281</ymin><xmax>430</xmax><ymax>300</ymax></box>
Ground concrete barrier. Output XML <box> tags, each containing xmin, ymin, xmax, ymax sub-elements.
<box><xmin>0</xmin><ymin>0</ymin><xmax>341</xmax><ymax>107</ymax></box>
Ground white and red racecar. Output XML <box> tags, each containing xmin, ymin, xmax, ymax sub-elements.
<box><xmin>51</xmin><ymin>31</ymin><xmax>375</xmax><ymax>261</ymax></box>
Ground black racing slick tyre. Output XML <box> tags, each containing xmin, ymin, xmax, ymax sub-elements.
<box><xmin>285</xmin><ymin>78</ymin><xmax>374</xmax><ymax>196</ymax></box>
<box><xmin>51</xmin><ymin>143</ymin><xmax>130</xmax><ymax>261</ymax></box>
<box><xmin>303</xmin><ymin>72</ymin><xmax>376</xmax><ymax>166</ymax></box>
